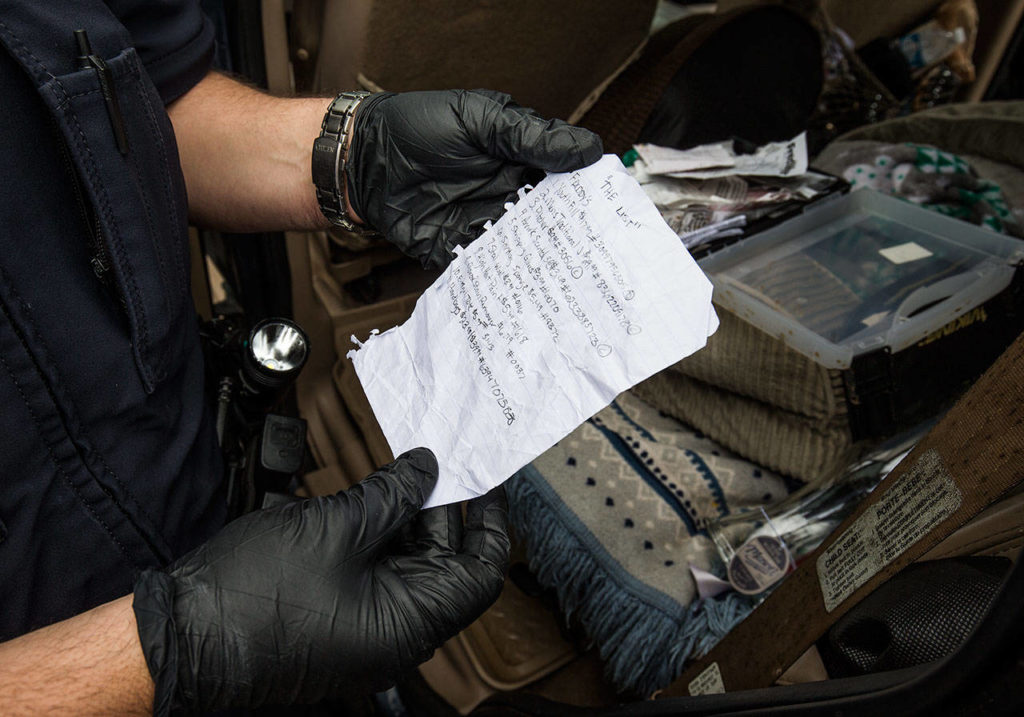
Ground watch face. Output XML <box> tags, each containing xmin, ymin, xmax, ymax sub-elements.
<box><xmin>312</xmin><ymin>136</ymin><xmax>341</xmax><ymax>191</ymax></box>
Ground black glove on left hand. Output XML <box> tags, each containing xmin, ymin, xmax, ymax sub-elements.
<box><xmin>132</xmin><ymin>448</ymin><xmax>509</xmax><ymax>714</ymax></box>
<box><xmin>345</xmin><ymin>90</ymin><xmax>603</xmax><ymax>269</ymax></box>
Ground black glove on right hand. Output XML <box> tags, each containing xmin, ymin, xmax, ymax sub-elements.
<box><xmin>345</xmin><ymin>90</ymin><xmax>603</xmax><ymax>269</ymax></box>
<box><xmin>132</xmin><ymin>448</ymin><xmax>509</xmax><ymax>715</ymax></box>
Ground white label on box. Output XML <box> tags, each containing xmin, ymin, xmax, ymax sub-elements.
<box><xmin>879</xmin><ymin>241</ymin><xmax>933</xmax><ymax>264</ymax></box>
<box><xmin>688</xmin><ymin>662</ymin><xmax>726</xmax><ymax>696</ymax></box>
<box><xmin>817</xmin><ymin>449</ymin><xmax>961</xmax><ymax>612</ymax></box>
<box><xmin>861</xmin><ymin>310</ymin><xmax>890</xmax><ymax>328</ymax></box>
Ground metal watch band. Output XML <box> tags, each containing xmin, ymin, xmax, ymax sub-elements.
<box><xmin>311</xmin><ymin>90</ymin><xmax>372</xmax><ymax>233</ymax></box>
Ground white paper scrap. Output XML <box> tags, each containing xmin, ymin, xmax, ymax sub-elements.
<box><xmin>348</xmin><ymin>155</ymin><xmax>719</xmax><ymax>507</ymax></box>
<box><xmin>637</xmin><ymin>133</ymin><xmax>808</xmax><ymax>180</ymax></box>
<box><xmin>879</xmin><ymin>241</ymin><xmax>933</xmax><ymax>265</ymax></box>
<box><xmin>635</xmin><ymin>141</ymin><xmax>736</xmax><ymax>175</ymax></box>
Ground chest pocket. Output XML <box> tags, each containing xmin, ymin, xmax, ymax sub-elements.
<box><xmin>39</xmin><ymin>47</ymin><xmax>192</xmax><ymax>392</ymax></box>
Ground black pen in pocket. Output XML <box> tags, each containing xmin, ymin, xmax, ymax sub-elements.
<box><xmin>74</xmin><ymin>29</ymin><xmax>129</xmax><ymax>155</ymax></box>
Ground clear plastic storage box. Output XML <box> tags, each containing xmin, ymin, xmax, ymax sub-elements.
<box><xmin>698</xmin><ymin>189</ymin><xmax>1024</xmax><ymax>368</ymax></box>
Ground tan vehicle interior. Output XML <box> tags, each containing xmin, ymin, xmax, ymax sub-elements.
<box><xmin>191</xmin><ymin>0</ymin><xmax>1024</xmax><ymax>713</ymax></box>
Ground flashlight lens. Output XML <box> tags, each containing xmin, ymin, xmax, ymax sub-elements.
<box><xmin>251</xmin><ymin>322</ymin><xmax>307</xmax><ymax>373</ymax></box>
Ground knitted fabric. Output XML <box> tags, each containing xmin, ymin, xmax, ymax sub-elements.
<box><xmin>507</xmin><ymin>392</ymin><xmax>789</xmax><ymax>695</ymax></box>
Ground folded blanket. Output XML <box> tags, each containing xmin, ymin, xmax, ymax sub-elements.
<box><xmin>632</xmin><ymin>369</ymin><xmax>856</xmax><ymax>485</ymax></box>
<box><xmin>507</xmin><ymin>392</ymin><xmax>789</xmax><ymax>695</ymax></box>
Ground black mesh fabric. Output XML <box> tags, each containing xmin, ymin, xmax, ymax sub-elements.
<box><xmin>821</xmin><ymin>556</ymin><xmax>1010</xmax><ymax>677</ymax></box>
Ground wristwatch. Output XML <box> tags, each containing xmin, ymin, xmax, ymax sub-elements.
<box><xmin>311</xmin><ymin>90</ymin><xmax>373</xmax><ymax>233</ymax></box>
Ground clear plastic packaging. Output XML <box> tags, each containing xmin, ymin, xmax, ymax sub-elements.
<box><xmin>899</xmin><ymin>20</ymin><xmax>967</xmax><ymax>73</ymax></box>
<box><xmin>707</xmin><ymin>422</ymin><xmax>930</xmax><ymax>594</ymax></box>
<box><xmin>699</xmin><ymin>189</ymin><xmax>1024</xmax><ymax>368</ymax></box>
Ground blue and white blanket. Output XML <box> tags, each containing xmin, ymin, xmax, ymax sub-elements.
<box><xmin>507</xmin><ymin>391</ymin><xmax>789</xmax><ymax>695</ymax></box>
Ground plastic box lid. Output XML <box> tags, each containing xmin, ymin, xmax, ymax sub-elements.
<box><xmin>698</xmin><ymin>189</ymin><xmax>1024</xmax><ymax>369</ymax></box>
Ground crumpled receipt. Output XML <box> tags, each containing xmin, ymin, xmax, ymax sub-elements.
<box><xmin>635</xmin><ymin>133</ymin><xmax>808</xmax><ymax>179</ymax></box>
<box><xmin>348</xmin><ymin>155</ymin><xmax>719</xmax><ymax>507</ymax></box>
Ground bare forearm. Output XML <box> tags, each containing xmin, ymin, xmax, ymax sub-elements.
<box><xmin>168</xmin><ymin>71</ymin><xmax>332</xmax><ymax>232</ymax></box>
<box><xmin>0</xmin><ymin>595</ymin><xmax>154</xmax><ymax>715</ymax></box>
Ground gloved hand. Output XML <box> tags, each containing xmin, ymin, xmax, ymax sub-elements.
<box><xmin>345</xmin><ymin>90</ymin><xmax>603</xmax><ymax>268</ymax></box>
<box><xmin>132</xmin><ymin>448</ymin><xmax>509</xmax><ymax>715</ymax></box>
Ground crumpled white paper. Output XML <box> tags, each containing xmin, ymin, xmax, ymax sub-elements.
<box><xmin>349</xmin><ymin>155</ymin><xmax>719</xmax><ymax>507</ymax></box>
<box><xmin>635</xmin><ymin>133</ymin><xmax>808</xmax><ymax>179</ymax></box>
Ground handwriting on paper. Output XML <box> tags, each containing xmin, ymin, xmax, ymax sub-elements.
<box><xmin>349</xmin><ymin>155</ymin><xmax>718</xmax><ymax>507</ymax></box>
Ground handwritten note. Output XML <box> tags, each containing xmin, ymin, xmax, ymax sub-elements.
<box><xmin>349</xmin><ymin>155</ymin><xmax>718</xmax><ymax>507</ymax></box>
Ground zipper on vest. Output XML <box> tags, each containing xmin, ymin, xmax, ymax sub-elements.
<box><xmin>73</xmin><ymin>29</ymin><xmax>129</xmax><ymax>156</ymax></box>
<box><xmin>52</xmin><ymin>118</ymin><xmax>125</xmax><ymax>314</ymax></box>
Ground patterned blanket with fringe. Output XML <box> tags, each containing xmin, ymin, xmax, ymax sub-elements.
<box><xmin>507</xmin><ymin>391</ymin><xmax>790</xmax><ymax>696</ymax></box>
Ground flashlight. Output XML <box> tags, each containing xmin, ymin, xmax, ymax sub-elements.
<box><xmin>240</xmin><ymin>318</ymin><xmax>309</xmax><ymax>394</ymax></box>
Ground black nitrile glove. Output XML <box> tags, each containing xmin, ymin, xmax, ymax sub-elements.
<box><xmin>345</xmin><ymin>90</ymin><xmax>603</xmax><ymax>269</ymax></box>
<box><xmin>132</xmin><ymin>448</ymin><xmax>509</xmax><ymax>715</ymax></box>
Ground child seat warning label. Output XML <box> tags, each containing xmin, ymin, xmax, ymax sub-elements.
<box><xmin>688</xmin><ymin>662</ymin><xmax>725</xmax><ymax>696</ymax></box>
<box><xmin>817</xmin><ymin>449</ymin><xmax>961</xmax><ymax>613</ymax></box>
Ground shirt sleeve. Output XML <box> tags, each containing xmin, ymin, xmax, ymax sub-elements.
<box><xmin>106</xmin><ymin>0</ymin><xmax>215</xmax><ymax>104</ymax></box>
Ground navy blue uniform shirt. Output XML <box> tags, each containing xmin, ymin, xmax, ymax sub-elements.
<box><xmin>0</xmin><ymin>0</ymin><xmax>226</xmax><ymax>640</ymax></box>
